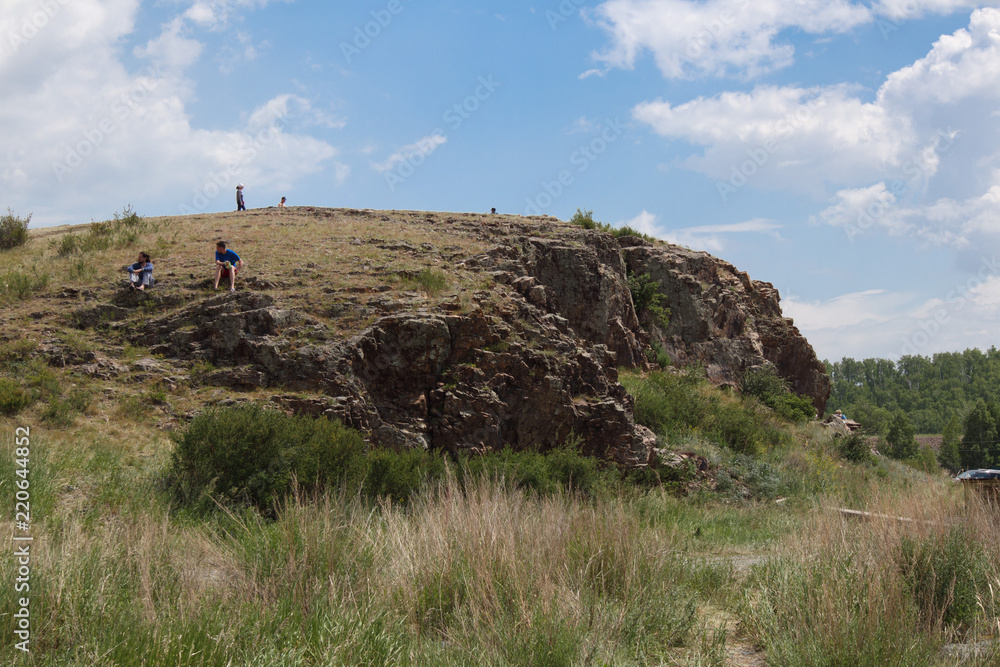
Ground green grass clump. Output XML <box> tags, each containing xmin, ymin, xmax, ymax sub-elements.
<box><xmin>402</xmin><ymin>268</ymin><xmax>449</xmax><ymax>296</ymax></box>
<box><xmin>0</xmin><ymin>208</ymin><xmax>30</xmax><ymax>250</ymax></box>
<box><xmin>900</xmin><ymin>526</ymin><xmax>992</xmax><ymax>630</ymax></box>
<box><xmin>569</xmin><ymin>208</ymin><xmax>657</xmax><ymax>243</ymax></box>
<box><xmin>0</xmin><ymin>377</ymin><xmax>32</xmax><ymax>415</ymax></box>
<box><xmin>0</xmin><ymin>267</ymin><xmax>49</xmax><ymax>301</ymax></box>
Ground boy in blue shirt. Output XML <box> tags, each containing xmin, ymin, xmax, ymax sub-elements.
<box><xmin>214</xmin><ymin>241</ymin><xmax>243</xmax><ymax>291</ymax></box>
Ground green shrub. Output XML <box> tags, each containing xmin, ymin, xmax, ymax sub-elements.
<box><xmin>51</xmin><ymin>205</ymin><xmax>147</xmax><ymax>256</ymax></box>
<box><xmin>716</xmin><ymin>453</ymin><xmax>780</xmax><ymax>500</ymax></box>
<box><xmin>0</xmin><ymin>209</ymin><xmax>30</xmax><ymax>250</ymax></box>
<box><xmin>461</xmin><ymin>445</ymin><xmax>613</xmax><ymax>499</ymax></box>
<box><xmin>627</xmin><ymin>271</ymin><xmax>670</xmax><ymax>330</ymax></box>
<box><xmin>644</xmin><ymin>341</ymin><xmax>671</xmax><ymax>369</ymax></box>
<box><xmin>0</xmin><ymin>378</ymin><xmax>32</xmax><ymax>416</ymax></box>
<box><xmin>168</xmin><ymin>405</ymin><xmax>367</xmax><ymax>513</ymax></box>
<box><xmin>363</xmin><ymin>448</ymin><xmax>447</xmax><ymax>505</ymax></box>
<box><xmin>570</xmin><ymin>208</ymin><xmax>603</xmax><ymax>230</ymax></box>
<box><xmin>899</xmin><ymin>527</ymin><xmax>991</xmax><ymax>630</ymax></box>
<box><xmin>620</xmin><ymin>370</ymin><xmax>711</xmax><ymax>437</ymax></box>
<box><xmin>708</xmin><ymin>404</ymin><xmax>774</xmax><ymax>456</ymax></box>
<box><xmin>836</xmin><ymin>432</ymin><xmax>873</xmax><ymax>464</ymax></box>
<box><xmin>741</xmin><ymin>366</ymin><xmax>814</xmax><ymax>423</ymax></box>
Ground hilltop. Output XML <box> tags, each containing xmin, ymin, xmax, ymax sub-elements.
<box><xmin>6</xmin><ymin>206</ymin><xmax>828</xmax><ymax>463</ymax></box>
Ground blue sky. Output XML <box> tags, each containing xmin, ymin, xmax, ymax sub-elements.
<box><xmin>3</xmin><ymin>0</ymin><xmax>1000</xmax><ymax>362</ymax></box>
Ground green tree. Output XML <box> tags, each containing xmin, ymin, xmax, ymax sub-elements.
<box><xmin>886</xmin><ymin>411</ymin><xmax>917</xmax><ymax>460</ymax></box>
<box><xmin>961</xmin><ymin>399</ymin><xmax>997</xmax><ymax>470</ymax></box>
<box><xmin>938</xmin><ymin>413</ymin><xmax>961</xmax><ymax>473</ymax></box>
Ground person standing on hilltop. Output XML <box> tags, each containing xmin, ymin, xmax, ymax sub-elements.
<box><xmin>214</xmin><ymin>240</ymin><xmax>243</xmax><ymax>291</ymax></box>
<box><xmin>236</xmin><ymin>184</ymin><xmax>246</xmax><ymax>211</ymax></box>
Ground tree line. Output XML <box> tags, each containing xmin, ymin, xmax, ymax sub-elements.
<box><xmin>825</xmin><ymin>348</ymin><xmax>1000</xmax><ymax>470</ymax></box>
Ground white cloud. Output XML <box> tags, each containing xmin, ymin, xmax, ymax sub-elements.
<box><xmin>184</xmin><ymin>0</ymin><xmax>291</xmax><ymax>30</ymax></box>
<box><xmin>373</xmin><ymin>134</ymin><xmax>447</xmax><ymax>173</ymax></box>
<box><xmin>588</xmin><ymin>0</ymin><xmax>872</xmax><ymax>79</ymax></box>
<box><xmin>633</xmin><ymin>9</ymin><xmax>1000</xmax><ymax>248</ymax></box>
<box><xmin>637</xmin><ymin>216</ymin><xmax>783</xmax><ymax>252</ymax></box>
<box><xmin>785</xmin><ymin>256</ymin><xmax>1000</xmax><ymax>359</ymax></box>
<box><xmin>0</xmin><ymin>0</ymin><xmax>337</xmax><ymax>225</ymax></box>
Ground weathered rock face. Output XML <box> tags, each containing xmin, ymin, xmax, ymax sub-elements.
<box><xmin>618</xmin><ymin>240</ymin><xmax>829</xmax><ymax>413</ymax></box>
<box><xmin>72</xmin><ymin>208</ymin><xmax>828</xmax><ymax>463</ymax></box>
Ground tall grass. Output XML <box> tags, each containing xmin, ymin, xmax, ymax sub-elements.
<box><xmin>2</xmin><ymin>451</ymin><xmax>715</xmax><ymax>666</ymax></box>
<box><xmin>739</xmin><ymin>486</ymin><xmax>1000</xmax><ymax>666</ymax></box>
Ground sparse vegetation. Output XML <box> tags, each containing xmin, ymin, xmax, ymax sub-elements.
<box><xmin>569</xmin><ymin>208</ymin><xmax>657</xmax><ymax>242</ymax></box>
<box><xmin>53</xmin><ymin>204</ymin><xmax>148</xmax><ymax>256</ymax></box>
<box><xmin>0</xmin><ymin>267</ymin><xmax>49</xmax><ymax>301</ymax></box>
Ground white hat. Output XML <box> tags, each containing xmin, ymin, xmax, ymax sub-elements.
<box><xmin>237</xmin><ymin>183</ymin><xmax>244</xmax><ymax>188</ymax></box>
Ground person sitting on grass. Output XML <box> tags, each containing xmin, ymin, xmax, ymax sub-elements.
<box><xmin>214</xmin><ymin>241</ymin><xmax>243</xmax><ymax>291</ymax></box>
<box><xmin>124</xmin><ymin>252</ymin><xmax>154</xmax><ymax>290</ymax></box>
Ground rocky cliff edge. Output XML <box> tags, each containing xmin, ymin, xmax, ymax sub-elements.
<box><xmin>59</xmin><ymin>207</ymin><xmax>829</xmax><ymax>465</ymax></box>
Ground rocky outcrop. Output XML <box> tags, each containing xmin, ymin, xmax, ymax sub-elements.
<box><xmin>618</xmin><ymin>240</ymin><xmax>829</xmax><ymax>413</ymax></box>
<box><xmin>70</xmin><ymin>208</ymin><xmax>828</xmax><ymax>464</ymax></box>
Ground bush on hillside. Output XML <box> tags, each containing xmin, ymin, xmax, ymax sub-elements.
<box><xmin>836</xmin><ymin>432</ymin><xmax>873</xmax><ymax>464</ymax></box>
<box><xmin>54</xmin><ymin>204</ymin><xmax>147</xmax><ymax>256</ymax></box>
<box><xmin>167</xmin><ymin>405</ymin><xmax>367</xmax><ymax>513</ymax></box>
<box><xmin>740</xmin><ymin>366</ymin><xmax>814</xmax><ymax>423</ymax></box>
<box><xmin>0</xmin><ymin>209</ymin><xmax>30</xmax><ymax>250</ymax></box>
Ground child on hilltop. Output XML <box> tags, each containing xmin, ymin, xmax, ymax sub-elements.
<box><xmin>214</xmin><ymin>241</ymin><xmax>243</xmax><ymax>291</ymax></box>
<box><xmin>236</xmin><ymin>184</ymin><xmax>246</xmax><ymax>211</ymax></box>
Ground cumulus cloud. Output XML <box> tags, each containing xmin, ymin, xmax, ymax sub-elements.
<box><xmin>0</xmin><ymin>0</ymin><xmax>337</xmax><ymax>225</ymax></box>
<box><xmin>588</xmin><ymin>0</ymin><xmax>872</xmax><ymax>79</ymax></box>
<box><xmin>632</xmin><ymin>9</ymin><xmax>1000</xmax><ymax>248</ymax></box>
<box><xmin>589</xmin><ymin>0</ymin><xmax>1000</xmax><ymax>80</ymax></box>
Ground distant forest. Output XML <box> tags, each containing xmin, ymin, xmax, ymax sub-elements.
<box><xmin>825</xmin><ymin>347</ymin><xmax>1000</xmax><ymax>435</ymax></box>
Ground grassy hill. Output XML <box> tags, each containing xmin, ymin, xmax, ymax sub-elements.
<box><xmin>0</xmin><ymin>207</ymin><xmax>996</xmax><ymax>665</ymax></box>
